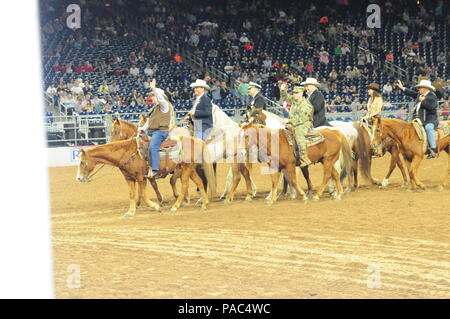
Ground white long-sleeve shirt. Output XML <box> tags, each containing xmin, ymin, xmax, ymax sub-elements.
<box><xmin>139</xmin><ymin>88</ymin><xmax>170</xmax><ymax>131</ymax></box>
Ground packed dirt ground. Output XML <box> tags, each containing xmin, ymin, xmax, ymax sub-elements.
<box><xmin>50</xmin><ymin>154</ymin><xmax>450</xmax><ymax>298</ymax></box>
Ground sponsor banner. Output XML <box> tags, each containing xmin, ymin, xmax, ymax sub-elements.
<box><xmin>47</xmin><ymin>146</ymin><xmax>93</xmax><ymax>167</ymax></box>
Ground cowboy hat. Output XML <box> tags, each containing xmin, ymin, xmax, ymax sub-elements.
<box><xmin>367</xmin><ymin>83</ymin><xmax>381</xmax><ymax>92</ymax></box>
<box><xmin>300</xmin><ymin>77</ymin><xmax>320</xmax><ymax>87</ymax></box>
<box><xmin>189</xmin><ymin>79</ymin><xmax>210</xmax><ymax>89</ymax></box>
<box><xmin>248</xmin><ymin>81</ymin><xmax>262</xmax><ymax>90</ymax></box>
<box><xmin>415</xmin><ymin>79</ymin><xmax>435</xmax><ymax>91</ymax></box>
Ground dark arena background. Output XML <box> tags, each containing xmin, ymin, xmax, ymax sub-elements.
<box><xmin>42</xmin><ymin>0</ymin><xmax>450</xmax><ymax>298</ymax></box>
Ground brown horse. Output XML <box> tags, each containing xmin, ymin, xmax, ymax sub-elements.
<box><xmin>110</xmin><ymin>117</ymin><xmax>166</xmax><ymax>204</ymax></box>
<box><xmin>76</xmin><ymin>135</ymin><xmax>216</xmax><ymax>216</ymax></box>
<box><xmin>233</xmin><ymin>123</ymin><xmax>353</xmax><ymax>204</ymax></box>
<box><xmin>353</xmin><ymin>122</ymin><xmax>409</xmax><ymax>188</ymax></box>
<box><xmin>372</xmin><ymin>118</ymin><xmax>450</xmax><ymax>191</ymax></box>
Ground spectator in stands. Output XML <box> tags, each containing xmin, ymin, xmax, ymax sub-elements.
<box><xmin>318</xmin><ymin>49</ymin><xmax>329</xmax><ymax>65</ymax></box>
<box><xmin>396</xmin><ymin>105</ymin><xmax>407</xmax><ymax>120</ymax></box>
<box><xmin>71</xmin><ymin>80</ymin><xmax>84</xmax><ymax>96</ymax></box>
<box><xmin>98</xmin><ymin>81</ymin><xmax>109</xmax><ymax>93</ymax></box>
<box><xmin>211</xmin><ymin>81</ymin><xmax>222</xmax><ymax>105</ymax></box>
<box><xmin>238</xmin><ymin>80</ymin><xmax>249</xmax><ymax>106</ymax></box>
<box><xmin>224</xmin><ymin>61</ymin><xmax>234</xmax><ymax>74</ymax></box>
<box><xmin>383</xmin><ymin>82</ymin><xmax>393</xmax><ymax>96</ymax></box>
<box><xmin>344</xmin><ymin>66</ymin><xmax>354</xmax><ymax>79</ymax></box>
<box><xmin>130</xmin><ymin>65</ymin><xmax>140</xmax><ymax>76</ymax></box>
<box><xmin>144</xmin><ymin>64</ymin><xmax>155</xmax><ymax>77</ymax></box>
<box><xmin>385</xmin><ymin>51</ymin><xmax>394</xmax><ymax>63</ymax></box>
<box><xmin>46</xmin><ymin>83</ymin><xmax>57</xmax><ymax>98</ymax></box>
<box><xmin>341</xmin><ymin>43</ymin><xmax>351</xmax><ymax>55</ymax></box>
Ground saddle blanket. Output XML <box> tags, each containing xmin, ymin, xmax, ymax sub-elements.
<box><xmin>284</xmin><ymin>129</ymin><xmax>325</xmax><ymax>148</ymax></box>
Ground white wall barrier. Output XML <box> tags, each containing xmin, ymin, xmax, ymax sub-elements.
<box><xmin>47</xmin><ymin>145</ymin><xmax>93</xmax><ymax>167</ymax></box>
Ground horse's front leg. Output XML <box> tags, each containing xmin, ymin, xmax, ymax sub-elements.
<box><xmin>123</xmin><ymin>180</ymin><xmax>137</xmax><ymax>218</ymax></box>
<box><xmin>285</xmin><ymin>164</ymin><xmax>306</xmax><ymax>201</ymax></box>
<box><xmin>138</xmin><ymin>179</ymin><xmax>161</xmax><ymax>212</ymax></box>
<box><xmin>301</xmin><ymin>166</ymin><xmax>314</xmax><ymax>196</ymax></box>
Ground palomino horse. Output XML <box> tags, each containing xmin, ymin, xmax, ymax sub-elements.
<box><xmin>110</xmin><ymin>117</ymin><xmax>165</xmax><ymax>204</ymax></box>
<box><xmin>76</xmin><ymin>135</ymin><xmax>216</xmax><ymax>216</ymax></box>
<box><xmin>372</xmin><ymin>118</ymin><xmax>450</xmax><ymax>191</ymax></box>
<box><xmin>234</xmin><ymin>122</ymin><xmax>353</xmax><ymax>204</ymax></box>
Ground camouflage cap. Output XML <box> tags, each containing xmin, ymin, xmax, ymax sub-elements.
<box><xmin>292</xmin><ymin>86</ymin><xmax>305</xmax><ymax>93</ymax></box>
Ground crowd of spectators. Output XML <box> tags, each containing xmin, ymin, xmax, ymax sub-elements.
<box><xmin>42</xmin><ymin>0</ymin><xmax>449</xmax><ymax>118</ymax></box>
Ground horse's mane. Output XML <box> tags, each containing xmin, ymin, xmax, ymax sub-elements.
<box><xmin>87</xmin><ymin>137</ymin><xmax>136</xmax><ymax>155</ymax></box>
<box><xmin>117</xmin><ymin>119</ymin><xmax>137</xmax><ymax>130</ymax></box>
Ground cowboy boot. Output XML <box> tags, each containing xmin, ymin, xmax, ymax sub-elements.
<box><xmin>300</xmin><ymin>149</ymin><xmax>312</xmax><ymax>167</ymax></box>
<box><xmin>427</xmin><ymin>148</ymin><xmax>438</xmax><ymax>159</ymax></box>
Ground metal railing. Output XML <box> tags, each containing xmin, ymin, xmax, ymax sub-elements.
<box><xmin>44</xmin><ymin>101</ymin><xmax>449</xmax><ymax>147</ymax></box>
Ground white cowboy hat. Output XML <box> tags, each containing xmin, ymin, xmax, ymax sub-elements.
<box><xmin>300</xmin><ymin>77</ymin><xmax>321</xmax><ymax>87</ymax></box>
<box><xmin>190</xmin><ymin>79</ymin><xmax>210</xmax><ymax>89</ymax></box>
<box><xmin>248</xmin><ymin>81</ymin><xmax>262</xmax><ymax>89</ymax></box>
<box><xmin>415</xmin><ymin>79</ymin><xmax>435</xmax><ymax>91</ymax></box>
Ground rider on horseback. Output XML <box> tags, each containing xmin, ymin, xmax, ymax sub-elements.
<box><xmin>138</xmin><ymin>79</ymin><xmax>174</xmax><ymax>178</ymax></box>
<box><xmin>397</xmin><ymin>79</ymin><xmax>439</xmax><ymax>159</ymax></box>
<box><xmin>362</xmin><ymin>82</ymin><xmax>384</xmax><ymax>156</ymax></box>
<box><xmin>247</xmin><ymin>82</ymin><xmax>267</xmax><ymax>125</ymax></box>
<box><xmin>280</xmin><ymin>84</ymin><xmax>313</xmax><ymax>167</ymax></box>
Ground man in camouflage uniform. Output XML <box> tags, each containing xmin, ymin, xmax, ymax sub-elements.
<box><xmin>280</xmin><ymin>84</ymin><xmax>313</xmax><ymax>166</ymax></box>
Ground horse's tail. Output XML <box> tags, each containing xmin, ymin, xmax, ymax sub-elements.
<box><xmin>202</xmin><ymin>142</ymin><xmax>216</xmax><ymax>199</ymax></box>
<box><xmin>353</xmin><ymin>123</ymin><xmax>372</xmax><ymax>181</ymax></box>
<box><xmin>338</xmin><ymin>131</ymin><xmax>354</xmax><ymax>186</ymax></box>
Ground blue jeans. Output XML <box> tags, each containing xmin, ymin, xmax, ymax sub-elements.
<box><xmin>194</xmin><ymin>130</ymin><xmax>206</xmax><ymax>141</ymax></box>
<box><xmin>147</xmin><ymin>130</ymin><xmax>169</xmax><ymax>171</ymax></box>
<box><xmin>425</xmin><ymin>123</ymin><xmax>436</xmax><ymax>149</ymax></box>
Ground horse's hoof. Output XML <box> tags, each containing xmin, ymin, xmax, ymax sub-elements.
<box><xmin>170</xmin><ymin>207</ymin><xmax>178</xmax><ymax>213</ymax></box>
<box><xmin>123</xmin><ymin>212</ymin><xmax>134</xmax><ymax>218</ymax></box>
<box><xmin>244</xmin><ymin>196</ymin><xmax>252</xmax><ymax>202</ymax></box>
<box><xmin>381</xmin><ymin>178</ymin><xmax>389</xmax><ymax>188</ymax></box>
<box><xmin>155</xmin><ymin>205</ymin><xmax>162</xmax><ymax>212</ymax></box>
<box><xmin>223</xmin><ymin>199</ymin><xmax>231</xmax><ymax>205</ymax></box>
<box><xmin>200</xmin><ymin>206</ymin><xmax>207</xmax><ymax>211</ymax></box>
<box><xmin>400</xmin><ymin>183</ymin><xmax>408</xmax><ymax>188</ymax></box>
<box><xmin>311</xmin><ymin>196</ymin><xmax>320</xmax><ymax>202</ymax></box>
<box><xmin>343</xmin><ymin>188</ymin><xmax>352</xmax><ymax>195</ymax></box>
<box><xmin>219</xmin><ymin>195</ymin><xmax>226</xmax><ymax>200</ymax></box>
<box><xmin>265</xmin><ymin>200</ymin><xmax>273</xmax><ymax>206</ymax></box>
<box><xmin>437</xmin><ymin>185</ymin><xmax>444</xmax><ymax>192</ymax></box>
<box><xmin>406</xmin><ymin>189</ymin><xmax>414</xmax><ymax>193</ymax></box>
<box><xmin>333</xmin><ymin>195</ymin><xmax>342</xmax><ymax>201</ymax></box>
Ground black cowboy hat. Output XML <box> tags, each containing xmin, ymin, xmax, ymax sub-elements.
<box><xmin>367</xmin><ymin>83</ymin><xmax>381</xmax><ymax>92</ymax></box>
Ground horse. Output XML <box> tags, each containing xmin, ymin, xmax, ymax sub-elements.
<box><xmin>110</xmin><ymin>117</ymin><xmax>165</xmax><ymax>204</ymax></box>
<box><xmin>76</xmin><ymin>135</ymin><xmax>216</xmax><ymax>216</ymax></box>
<box><xmin>330</xmin><ymin>120</ymin><xmax>409</xmax><ymax>188</ymax></box>
<box><xmin>372</xmin><ymin>118</ymin><xmax>450</xmax><ymax>191</ymax></box>
<box><xmin>234</xmin><ymin>122</ymin><xmax>354</xmax><ymax>204</ymax></box>
<box><xmin>140</xmin><ymin>106</ymin><xmax>259</xmax><ymax>203</ymax></box>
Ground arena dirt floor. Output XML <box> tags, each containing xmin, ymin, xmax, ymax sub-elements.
<box><xmin>50</xmin><ymin>154</ymin><xmax>450</xmax><ymax>299</ymax></box>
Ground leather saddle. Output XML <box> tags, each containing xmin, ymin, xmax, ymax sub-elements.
<box><xmin>137</xmin><ymin>131</ymin><xmax>180</xmax><ymax>164</ymax></box>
